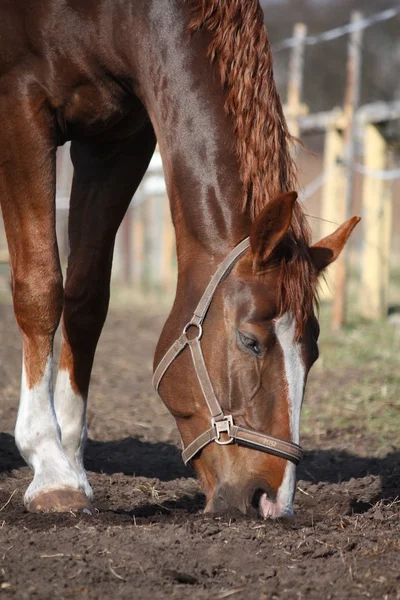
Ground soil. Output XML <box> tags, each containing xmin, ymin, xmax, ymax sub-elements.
<box><xmin>0</xmin><ymin>302</ymin><xmax>399</xmax><ymax>600</ymax></box>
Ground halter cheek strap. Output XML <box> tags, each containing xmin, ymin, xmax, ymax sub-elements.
<box><xmin>153</xmin><ymin>237</ymin><xmax>303</xmax><ymax>466</ymax></box>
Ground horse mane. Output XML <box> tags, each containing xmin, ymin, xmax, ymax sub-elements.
<box><xmin>187</xmin><ymin>0</ymin><xmax>318</xmax><ymax>335</ymax></box>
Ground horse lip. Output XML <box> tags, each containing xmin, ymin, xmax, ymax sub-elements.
<box><xmin>258</xmin><ymin>492</ymin><xmax>293</xmax><ymax>519</ymax></box>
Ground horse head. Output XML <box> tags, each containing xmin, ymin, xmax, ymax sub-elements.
<box><xmin>155</xmin><ymin>192</ymin><xmax>359</xmax><ymax>518</ymax></box>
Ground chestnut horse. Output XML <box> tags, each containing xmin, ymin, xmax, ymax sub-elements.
<box><xmin>0</xmin><ymin>0</ymin><xmax>359</xmax><ymax>517</ymax></box>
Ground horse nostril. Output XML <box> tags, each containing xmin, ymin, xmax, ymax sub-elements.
<box><xmin>251</xmin><ymin>488</ymin><xmax>265</xmax><ymax>510</ymax></box>
<box><xmin>211</xmin><ymin>484</ymin><xmax>277</xmax><ymax>516</ymax></box>
<box><xmin>210</xmin><ymin>484</ymin><xmax>231</xmax><ymax>513</ymax></box>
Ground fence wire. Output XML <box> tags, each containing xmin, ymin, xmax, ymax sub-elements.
<box><xmin>299</xmin><ymin>161</ymin><xmax>400</xmax><ymax>203</ymax></box>
<box><xmin>273</xmin><ymin>6</ymin><xmax>400</xmax><ymax>52</ymax></box>
<box><xmin>354</xmin><ymin>163</ymin><xmax>400</xmax><ymax>181</ymax></box>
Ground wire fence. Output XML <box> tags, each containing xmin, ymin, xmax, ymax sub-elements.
<box><xmin>272</xmin><ymin>6</ymin><xmax>400</xmax><ymax>52</ymax></box>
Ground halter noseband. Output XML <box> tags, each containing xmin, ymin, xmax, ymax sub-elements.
<box><xmin>153</xmin><ymin>238</ymin><xmax>303</xmax><ymax>466</ymax></box>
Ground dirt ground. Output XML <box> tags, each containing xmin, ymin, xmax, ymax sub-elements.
<box><xmin>0</xmin><ymin>301</ymin><xmax>399</xmax><ymax>600</ymax></box>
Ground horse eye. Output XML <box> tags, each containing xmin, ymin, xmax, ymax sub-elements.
<box><xmin>238</xmin><ymin>331</ymin><xmax>261</xmax><ymax>356</ymax></box>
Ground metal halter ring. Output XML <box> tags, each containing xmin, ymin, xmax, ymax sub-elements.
<box><xmin>183</xmin><ymin>321</ymin><xmax>203</xmax><ymax>340</ymax></box>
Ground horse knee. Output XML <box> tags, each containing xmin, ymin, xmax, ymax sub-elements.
<box><xmin>13</xmin><ymin>273</ymin><xmax>63</xmax><ymax>338</ymax></box>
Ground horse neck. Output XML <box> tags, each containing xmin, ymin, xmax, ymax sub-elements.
<box><xmin>159</xmin><ymin>136</ymin><xmax>251</xmax><ymax>277</ymax></box>
<box><xmin>134</xmin><ymin>1</ymin><xmax>251</xmax><ymax>276</ymax></box>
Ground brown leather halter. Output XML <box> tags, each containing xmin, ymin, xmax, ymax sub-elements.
<box><xmin>153</xmin><ymin>238</ymin><xmax>303</xmax><ymax>466</ymax></box>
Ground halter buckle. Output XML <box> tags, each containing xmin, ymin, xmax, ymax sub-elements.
<box><xmin>212</xmin><ymin>415</ymin><xmax>234</xmax><ymax>445</ymax></box>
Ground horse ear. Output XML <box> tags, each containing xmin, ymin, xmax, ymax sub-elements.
<box><xmin>250</xmin><ymin>191</ymin><xmax>297</xmax><ymax>266</ymax></box>
<box><xmin>309</xmin><ymin>216</ymin><xmax>361</xmax><ymax>272</ymax></box>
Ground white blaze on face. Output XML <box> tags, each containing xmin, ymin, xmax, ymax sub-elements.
<box><xmin>260</xmin><ymin>313</ymin><xmax>305</xmax><ymax>518</ymax></box>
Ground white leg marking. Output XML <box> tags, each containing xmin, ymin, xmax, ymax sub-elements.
<box><xmin>15</xmin><ymin>357</ymin><xmax>84</xmax><ymax>505</ymax></box>
<box><xmin>261</xmin><ymin>314</ymin><xmax>305</xmax><ymax>518</ymax></box>
<box><xmin>54</xmin><ymin>369</ymin><xmax>93</xmax><ymax>500</ymax></box>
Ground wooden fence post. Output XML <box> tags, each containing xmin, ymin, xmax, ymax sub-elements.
<box><xmin>56</xmin><ymin>142</ymin><xmax>73</xmax><ymax>203</ymax></box>
<box><xmin>360</xmin><ymin>124</ymin><xmax>391</xmax><ymax>319</ymax></box>
<box><xmin>332</xmin><ymin>11</ymin><xmax>363</xmax><ymax>329</ymax></box>
<box><xmin>287</xmin><ymin>23</ymin><xmax>307</xmax><ymax>142</ymax></box>
<box><xmin>319</xmin><ymin>124</ymin><xmax>345</xmax><ymax>300</ymax></box>
<box><xmin>142</xmin><ymin>193</ymin><xmax>157</xmax><ymax>292</ymax></box>
<box><xmin>161</xmin><ymin>195</ymin><xmax>176</xmax><ymax>292</ymax></box>
<box><xmin>55</xmin><ymin>143</ymin><xmax>73</xmax><ymax>265</ymax></box>
<box><xmin>132</xmin><ymin>198</ymin><xmax>145</xmax><ymax>288</ymax></box>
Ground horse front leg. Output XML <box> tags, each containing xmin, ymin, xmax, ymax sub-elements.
<box><xmin>0</xmin><ymin>96</ymin><xmax>91</xmax><ymax>512</ymax></box>
<box><xmin>54</xmin><ymin>121</ymin><xmax>156</xmax><ymax>500</ymax></box>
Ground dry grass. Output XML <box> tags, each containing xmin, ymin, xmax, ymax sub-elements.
<box><xmin>303</xmin><ymin>300</ymin><xmax>400</xmax><ymax>453</ymax></box>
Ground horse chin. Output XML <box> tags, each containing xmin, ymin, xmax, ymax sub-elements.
<box><xmin>259</xmin><ymin>492</ymin><xmax>294</xmax><ymax>519</ymax></box>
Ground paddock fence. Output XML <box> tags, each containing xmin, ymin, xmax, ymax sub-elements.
<box><xmin>281</xmin><ymin>8</ymin><xmax>400</xmax><ymax>327</ymax></box>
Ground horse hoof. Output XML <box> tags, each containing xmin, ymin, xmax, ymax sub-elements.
<box><xmin>27</xmin><ymin>489</ymin><xmax>94</xmax><ymax>514</ymax></box>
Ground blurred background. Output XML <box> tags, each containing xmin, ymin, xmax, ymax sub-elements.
<box><xmin>265</xmin><ymin>0</ymin><xmax>400</xmax><ymax>329</ymax></box>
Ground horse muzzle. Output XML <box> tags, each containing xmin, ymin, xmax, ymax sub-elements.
<box><xmin>205</xmin><ymin>478</ymin><xmax>294</xmax><ymax>519</ymax></box>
